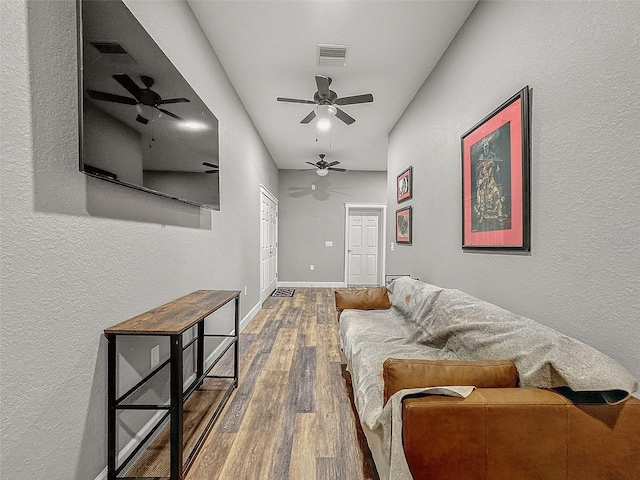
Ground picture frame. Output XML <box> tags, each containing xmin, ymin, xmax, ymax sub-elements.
<box><xmin>461</xmin><ymin>86</ymin><xmax>531</xmax><ymax>251</ymax></box>
<box><xmin>396</xmin><ymin>166</ymin><xmax>413</xmax><ymax>203</ymax></box>
<box><xmin>395</xmin><ymin>206</ymin><xmax>413</xmax><ymax>244</ymax></box>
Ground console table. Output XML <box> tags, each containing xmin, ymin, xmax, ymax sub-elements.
<box><xmin>104</xmin><ymin>290</ymin><xmax>240</xmax><ymax>480</ymax></box>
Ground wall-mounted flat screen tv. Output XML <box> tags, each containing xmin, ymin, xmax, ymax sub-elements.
<box><xmin>78</xmin><ymin>0</ymin><xmax>220</xmax><ymax>209</ymax></box>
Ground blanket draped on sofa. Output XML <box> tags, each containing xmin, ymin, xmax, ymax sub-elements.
<box><xmin>339</xmin><ymin>277</ymin><xmax>638</xmax><ymax>480</ymax></box>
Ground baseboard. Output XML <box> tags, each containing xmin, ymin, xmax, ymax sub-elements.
<box><xmin>277</xmin><ymin>281</ymin><xmax>346</xmax><ymax>288</ymax></box>
<box><xmin>240</xmin><ymin>298</ymin><xmax>261</xmax><ymax>332</ymax></box>
<box><xmin>94</xmin><ymin>299</ymin><xmax>261</xmax><ymax>480</ymax></box>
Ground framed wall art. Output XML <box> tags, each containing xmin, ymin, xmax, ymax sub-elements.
<box><xmin>396</xmin><ymin>206</ymin><xmax>413</xmax><ymax>245</ymax></box>
<box><xmin>396</xmin><ymin>166</ymin><xmax>413</xmax><ymax>203</ymax></box>
<box><xmin>461</xmin><ymin>86</ymin><xmax>531</xmax><ymax>251</ymax></box>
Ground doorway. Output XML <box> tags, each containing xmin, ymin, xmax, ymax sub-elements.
<box><xmin>260</xmin><ymin>186</ymin><xmax>278</xmax><ymax>302</ymax></box>
<box><xmin>344</xmin><ymin>204</ymin><xmax>386</xmax><ymax>286</ymax></box>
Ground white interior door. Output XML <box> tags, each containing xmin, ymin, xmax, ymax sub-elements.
<box><xmin>347</xmin><ymin>210</ymin><xmax>380</xmax><ymax>286</ymax></box>
<box><xmin>260</xmin><ymin>187</ymin><xmax>278</xmax><ymax>301</ymax></box>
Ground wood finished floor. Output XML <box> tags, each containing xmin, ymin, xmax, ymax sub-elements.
<box><xmin>182</xmin><ymin>287</ymin><xmax>379</xmax><ymax>480</ymax></box>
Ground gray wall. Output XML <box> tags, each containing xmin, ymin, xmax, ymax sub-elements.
<box><xmin>387</xmin><ymin>1</ymin><xmax>640</xmax><ymax>379</ymax></box>
<box><xmin>0</xmin><ymin>1</ymin><xmax>278</xmax><ymax>479</ymax></box>
<box><xmin>278</xmin><ymin>170</ymin><xmax>387</xmax><ymax>283</ymax></box>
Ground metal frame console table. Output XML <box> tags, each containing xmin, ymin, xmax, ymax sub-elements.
<box><xmin>104</xmin><ymin>290</ymin><xmax>240</xmax><ymax>480</ymax></box>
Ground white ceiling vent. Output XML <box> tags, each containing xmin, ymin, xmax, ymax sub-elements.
<box><xmin>317</xmin><ymin>44</ymin><xmax>349</xmax><ymax>67</ymax></box>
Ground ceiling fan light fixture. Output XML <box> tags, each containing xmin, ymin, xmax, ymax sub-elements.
<box><xmin>316</xmin><ymin>117</ymin><xmax>332</xmax><ymax>131</ymax></box>
<box><xmin>316</xmin><ymin>104</ymin><xmax>337</xmax><ymax>131</ymax></box>
<box><xmin>136</xmin><ymin>103</ymin><xmax>158</xmax><ymax>120</ymax></box>
<box><xmin>316</xmin><ymin>168</ymin><xmax>329</xmax><ymax>177</ymax></box>
<box><xmin>180</xmin><ymin>120</ymin><xmax>208</xmax><ymax>131</ymax></box>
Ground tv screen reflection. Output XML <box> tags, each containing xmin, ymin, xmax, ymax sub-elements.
<box><xmin>79</xmin><ymin>0</ymin><xmax>220</xmax><ymax>209</ymax></box>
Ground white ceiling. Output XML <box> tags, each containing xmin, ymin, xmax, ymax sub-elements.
<box><xmin>188</xmin><ymin>0</ymin><xmax>477</xmax><ymax>172</ymax></box>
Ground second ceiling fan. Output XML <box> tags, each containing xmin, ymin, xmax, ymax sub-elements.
<box><xmin>301</xmin><ymin>154</ymin><xmax>346</xmax><ymax>176</ymax></box>
<box><xmin>277</xmin><ymin>75</ymin><xmax>373</xmax><ymax>125</ymax></box>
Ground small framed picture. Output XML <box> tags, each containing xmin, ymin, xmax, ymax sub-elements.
<box><xmin>396</xmin><ymin>206</ymin><xmax>413</xmax><ymax>244</ymax></box>
<box><xmin>396</xmin><ymin>166</ymin><xmax>413</xmax><ymax>203</ymax></box>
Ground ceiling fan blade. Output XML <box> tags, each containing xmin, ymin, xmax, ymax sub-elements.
<box><xmin>335</xmin><ymin>107</ymin><xmax>356</xmax><ymax>125</ymax></box>
<box><xmin>136</xmin><ymin>114</ymin><xmax>149</xmax><ymax>125</ymax></box>
<box><xmin>334</xmin><ymin>93</ymin><xmax>374</xmax><ymax>106</ymax></box>
<box><xmin>299</xmin><ymin>168</ymin><xmax>316</xmax><ymax>171</ymax></box>
<box><xmin>204</xmin><ymin>169</ymin><xmax>218</xmax><ymax>174</ymax></box>
<box><xmin>156</xmin><ymin>97</ymin><xmax>190</xmax><ymax>105</ymax></box>
<box><xmin>113</xmin><ymin>74</ymin><xmax>143</xmax><ymax>100</ymax></box>
<box><xmin>305</xmin><ymin>162</ymin><xmax>319</xmax><ymax>167</ymax></box>
<box><xmin>315</xmin><ymin>76</ymin><xmax>331</xmax><ymax>99</ymax></box>
<box><xmin>300</xmin><ymin>110</ymin><xmax>316</xmax><ymax>124</ymax></box>
<box><xmin>87</xmin><ymin>90</ymin><xmax>137</xmax><ymax>105</ymax></box>
<box><xmin>328</xmin><ymin>167</ymin><xmax>347</xmax><ymax>172</ymax></box>
<box><xmin>326</xmin><ymin>161</ymin><xmax>340</xmax><ymax>167</ymax></box>
<box><xmin>158</xmin><ymin>108</ymin><xmax>182</xmax><ymax>120</ymax></box>
<box><xmin>203</xmin><ymin>162</ymin><xmax>219</xmax><ymax>168</ymax></box>
<box><xmin>277</xmin><ymin>97</ymin><xmax>316</xmax><ymax>104</ymax></box>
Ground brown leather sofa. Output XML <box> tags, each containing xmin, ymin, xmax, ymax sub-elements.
<box><xmin>336</xmin><ymin>287</ymin><xmax>640</xmax><ymax>480</ymax></box>
<box><xmin>384</xmin><ymin>358</ymin><xmax>640</xmax><ymax>480</ymax></box>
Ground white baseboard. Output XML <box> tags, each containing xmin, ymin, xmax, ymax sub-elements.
<box><xmin>94</xmin><ymin>299</ymin><xmax>261</xmax><ymax>480</ymax></box>
<box><xmin>277</xmin><ymin>281</ymin><xmax>346</xmax><ymax>288</ymax></box>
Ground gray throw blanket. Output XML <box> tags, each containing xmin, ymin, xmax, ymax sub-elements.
<box><xmin>391</xmin><ymin>277</ymin><xmax>638</xmax><ymax>404</ymax></box>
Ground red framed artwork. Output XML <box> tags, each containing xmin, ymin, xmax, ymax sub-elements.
<box><xmin>461</xmin><ymin>86</ymin><xmax>531</xmax><ymax>251</ymax></box>
<box><xmin>396</xmin><ymin>206</ymin><xmax>412</xmax><ymax>244</ymax></box>
<box><xmin>396</xmin><ymin>166</ymin><xmax>413</xmax><ymax>203</ymax></box>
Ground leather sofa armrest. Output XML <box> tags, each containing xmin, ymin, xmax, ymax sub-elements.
<box><xmin>402</xmin><ymin>388</ymin><xmax>640</xmax><ymax>480</ymax></box>
<box><xmin>334</xmin><ymin>286</ymin><xmax>390</xmax><ymax>319</ymax></box>
<box><xmin>383</xmin><ymin>358</ymin><xmax>518</xmax><ymax>404</ymax></box>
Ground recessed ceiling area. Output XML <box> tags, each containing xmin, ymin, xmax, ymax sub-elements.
<box><xmin>188</xmin><ymin>0</ymin><xmax>477</xmax><ymax>171</ymax></box>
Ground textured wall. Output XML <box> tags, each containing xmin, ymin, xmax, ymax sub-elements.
<box><xmin>278</xmin><ymin>170</ymin><xmax>387</xmax><ymax>283</ymax></box>
<box><xmin>0</xmin><ymin>1</ymin><xmax>278</xmax><ymax>479</ymax></box>
<box><xmin>387</xmin><ymin>1</ymin><xmax>640</xmax><ymax>379</ymax></box>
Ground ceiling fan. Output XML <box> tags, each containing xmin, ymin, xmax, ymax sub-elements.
<box><xmin>301</xmin><ymin>154</ymin><xmax>347</xmax><ymax>176</ymax></box>
<box><xmin>277</xmin><ymin>75</ymin><xmax>373</xmax><ymax>126</ymax></box>
<box><xmin>87</xmin><ymin>74</ymin><xmax>190</xmax><ymax>124</ymax></box>
<box><xmin>203</xmin><ymin>162</ymin><xmax>219</xmax><ymax>174</ymax></box>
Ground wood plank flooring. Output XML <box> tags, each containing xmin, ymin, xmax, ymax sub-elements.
<box><xmin>184</xmin><ymin>287</ymin><xmax>379</xmax><ymax>480</ymax></box>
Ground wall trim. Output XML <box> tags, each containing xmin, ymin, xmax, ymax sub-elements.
<box><xmin>277</xmin><ymin>281</ymin><xmax>346</xmax><ymax>288</ymax></box>
<box><xmin>93</xmin><ymin>298</ymin><xmax>262</xmax><ymax>480</ymax></box>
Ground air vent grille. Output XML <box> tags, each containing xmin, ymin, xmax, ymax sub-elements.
<box><xmin>90</xmin><ymin>41</ymin><xmax>127</xmax><ymax>55</ymax></box>
<box><xmin>89</xmin><ymin>41</ymin><xmax>136</xmax><ymax>64</ymax></box>
<box><xmin>317</xmin><ymin>44</ymin><xmax>349</xmax><ymax>67</ymax></box>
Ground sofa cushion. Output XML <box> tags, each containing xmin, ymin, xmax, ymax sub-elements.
<box><xmin>383</xmin><ymin>358</ymin><xmax>518</xmax><ymax>404</ymax></box>
<box><xmin>334</xmin><ymin>286</ymin><xmax>390</xmax><ymax>315</ymax></box>
<box><xmin>339</xmin><ymin>308</ymin><xmax>458</xmax><ymax>431</ymax></box>
<box><xmin>402</xmin><ymin>388</ymin><xmax>574</xmax><ymax>480</ymax></box>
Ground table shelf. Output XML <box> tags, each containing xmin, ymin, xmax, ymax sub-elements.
<box><xmin>105</xmin><ymin>290</ymin><xmax>240</xmax><ymax>480</ymax></box>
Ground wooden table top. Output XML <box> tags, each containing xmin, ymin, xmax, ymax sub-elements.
<box><xmin>104</xmin><ymin>290</ymin><xmax>240</xmax><ymax>335</ymax></box>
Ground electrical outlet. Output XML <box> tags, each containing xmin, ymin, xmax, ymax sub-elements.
<box><xmin>150</xmin><ymin>345</ymin><xmax>160</xmax><ymax>368</ymax></box>
<box><xmin>310</xmin><ymin>264</ymin><xmax>315</xmax><ymax>271</ymax></box>
<box><xmin>244</xmin><ymin>285</ymin><xmax>248</xmax><ymax>295</ymax></box>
